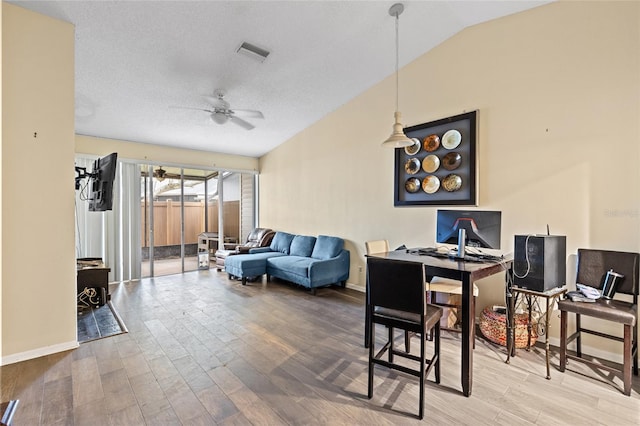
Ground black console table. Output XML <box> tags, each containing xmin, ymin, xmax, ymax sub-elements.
<box><xmin>77</xmin><ymin>258</ymin><xmax>110</xmax><ymax>306</ymax></box>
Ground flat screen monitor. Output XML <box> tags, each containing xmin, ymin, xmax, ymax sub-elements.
<box><xmin>88</xmin><ymin>153</ymin><xmax>118</xmax><ymax>211</ymax></box>
<box><xmin>436</xmin><ymin>210</ymin><xmax>502</xmax><ymax>250</ymax></box>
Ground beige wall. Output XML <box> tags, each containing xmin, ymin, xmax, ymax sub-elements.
<box><xmin>2</xmin><ymin>3</ymin><xmax>77</xmax><ymax>362</ymax></box>
<box><xmin>259</xmin><ymin>2</ymin><xmax>640</xmax><ymax>357</ymax></box>
<box><xmin>0</xmin><ymin>1</ymin><xmax>3</xmax><ymax>359</ymax></box>
<box><xmin>76</xmin><ymin>135</ymin><xmax>259</xmax><ymax>173</ymax></box>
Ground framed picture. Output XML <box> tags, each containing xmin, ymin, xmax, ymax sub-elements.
<box><xmin>394</xmin><ymin>110</ymin><xmax>477</xmax><ymax>206</ymax></box>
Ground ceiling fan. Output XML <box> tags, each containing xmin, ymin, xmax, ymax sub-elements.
<box><xmin>173</xmin><ymin>89</ymin><xmax>264</xmax><ymax>130</ymax></box>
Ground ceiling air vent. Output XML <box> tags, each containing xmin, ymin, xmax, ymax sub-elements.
<box><xmin>236</xmin><ymin>42</ymin><xmax>270</xmax><ymax>63</ymax></box>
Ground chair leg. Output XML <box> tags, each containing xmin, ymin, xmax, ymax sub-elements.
<box><xmin>472</xmin><ymin>296</ymin><xmax>476</xmax><ymax>350</ymax></box>
<box><xmin>560</xmin><ymin>310</ymin><xmax>567</xmax><ymax>372</ymax></box>
<box><xmin>427</xmin><ymin>291</ymin><xmax>434</xmax><ymax>342</ymax></box>
<box><xmin>434</xmin><ymin>322</ymin><xmax>441</xmax><ymax>384</ymax></box>
<box><xmin>634</xmin><ymin>323</ymin><xmax>638</xmax><ymax>376</ymax></box>
<box><xmin>405</xmin><ymin>330</ymin><xmax>411</xmax><ymax>353</ymax></box>
<box><xmin>368</xmin><ymin>321</ymin><xmax>375</xmax><ymax>399</ymax></box>
<box><xmin>419</xmin><ymin>328</ymin><xmax>425</xmax><ymax>420</ymax></box>
<box><xmin>576</xmin><ymin>314</ymin><xmax>582</xmax><ymax>357</ymax></box>
<box><xmin>623</xmin><ymin>324</ymin><xmax>632</xmax><ymax>396</ymax></box>
<box><xmin>388</xmin><ymin>327</ymin><xmax>394</xmax><ymax>363</ymax></box>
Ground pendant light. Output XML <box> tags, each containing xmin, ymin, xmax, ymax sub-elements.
<box><xmin>382</xmin><ymin>3</ymin><xmax>413</xmax><ymax>148</ymax></box>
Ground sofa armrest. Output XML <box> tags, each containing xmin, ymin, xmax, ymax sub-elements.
<box><xmin>308</xmin><ymin>250</ymin><xmax>350</xmax><ymax>283</ymax></box>
<box><xmin>236</xmin><ymin>246</ymin><xmax>252</xmax><ymax>254</ymax></box>
<box><xmin>249</xmin><ymin>247</ymin><xmax>274</xmax><ymax>254</ymax></box>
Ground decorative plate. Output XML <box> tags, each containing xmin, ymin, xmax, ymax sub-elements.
<box><xmin>404</xmin><ymin>157</ymin><xmax>420</xmax><ymax>175</ymax></box>
<box><xmin>422</xmin><ymin>175</ymin><xmax>440</xmax><ymax>194</ymax></box>
<box><xmin>442</xmin><ymin>152</ymin><xmax>462</xmax><ymax>170</ymax></box>
<box><xmin>442</xmin><ymin>174</ymin><xmax>462</xmax><ymax>192</ymax></box>
<box><xmin>404</xmin><ymin>138</ymin><xmax>421</xmax><ymax>156</ymax></box>
<box><xmin>423</xmin><ymin>134</ymin><xmax>440</xmax><ymax>152</ymax></box>
<box><xmin>422</xmin><ymin>154</ymin><xmax>440</xmax><ymax>173</ymax></box>
<box><xmin>442</xmin><ymin>129</ymin><xmax>462</xmax><ymax>149</ymax></box>
<box><xmin>405</xmin><ymin>177</ymin><xmax>421</xmax><ymax>193</ymax></box>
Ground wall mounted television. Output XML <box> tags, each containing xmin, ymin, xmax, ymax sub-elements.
<box><xmin>75</xmin><ymin>152</ymin><xmax>118</xmax><ymax>212</ymax></box>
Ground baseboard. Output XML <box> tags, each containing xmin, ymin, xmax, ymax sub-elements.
<box><xmin>1</xmin><ymin>340</ymin><xmax>79</xmax><ymax>366</ymax></box>
<box><xmin>345</xmin><ymin>282</ymin><xmax>365</xmax><ymax>293</ymax></box>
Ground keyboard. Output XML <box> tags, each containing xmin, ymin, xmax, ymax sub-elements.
<box><xmin>410</xmin><ymin>247</ymin><xmax>503</xmax><ymax>263</ymax></box>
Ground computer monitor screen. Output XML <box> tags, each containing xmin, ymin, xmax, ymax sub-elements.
<box><xmin>88</xmin><ymin>152</ymin><xmax>118</xmax><ymax>211</ymax></box>
<box><xmin>436</xmin><ymin>210</ymin><xmax>502</xmax><ymax>250</ymax></box>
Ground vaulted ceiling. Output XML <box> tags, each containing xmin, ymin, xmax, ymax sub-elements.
<box><xmin>10</xmin><ymin>1</ymin><xmax>550</xmax><ymax>158</ymax></box>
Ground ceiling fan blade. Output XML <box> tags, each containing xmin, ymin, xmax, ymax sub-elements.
<box><xmin>169</xmin><ymin>106</ymin><xmax>215</xmax><ymax>113</ymax></box>
<box><xmin>231</xmin><ymin>109</ymin><xmax>264</xmax><ymax>119</ymax></box>
<box><xmin>202</xmin><ymin>95</ymin><xmax>228</xmax><ymax>109</ymax></box>
<box><xmin>229</xmin><ymin>116</ymin><xmax>255</xmax><ymax>130</ymax></box>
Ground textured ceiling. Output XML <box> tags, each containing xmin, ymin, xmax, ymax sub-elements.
<box><xmin>9</xmin><ymin>1</ymin><xmax>550</xmax><ymax>158</ymax></box>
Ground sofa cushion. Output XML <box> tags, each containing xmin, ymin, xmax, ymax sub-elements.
<box><xmin>270</xmin><ymin>231</ymin><xmax>295</xmax><ymax>254</ymax></box>
<box><xmin>268</xmin><ymin>256</ymin><xmax>313</xmax><ymax>278</ymax></box>
<box><xmin>289</xmin><ymin>235</ymin><xmax>317</xmax><ymax>257</ymax></box>
<box><xmin>311</xmin><ymin>235</ymin><xmax>344</xmax><ymax>260</ymax></box>
<box><xmin>225</xmin><ymin>252</ymin><xmax>285</xmax><ymax>278</ymax></box>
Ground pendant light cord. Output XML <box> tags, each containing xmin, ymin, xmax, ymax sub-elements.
<box><xmin>395</xmin><ymin>12</ymin><xmax>400</xmax><ymax>112</ymax></box>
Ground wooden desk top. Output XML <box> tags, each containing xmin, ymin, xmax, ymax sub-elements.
<box><xmin>367</xmin><ymin>249</ymin><xmax>513</xmax><ymax>281</ymax></box>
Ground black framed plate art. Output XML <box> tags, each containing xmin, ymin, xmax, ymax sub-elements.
<box><xmin>394</xmin><ymin>110</ymin><xmax>477</xmax><ymax>206</ymax></box>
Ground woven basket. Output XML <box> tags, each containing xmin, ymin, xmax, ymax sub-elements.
<box><xmin>479</xmin><ymin>306</ymin><xmax>537</xmax><ymax>349</ymax></box>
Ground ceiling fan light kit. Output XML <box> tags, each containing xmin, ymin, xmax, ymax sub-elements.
<box><xmin>172</xmin><ymin>89</ymin><xmax>264</xmax><ymax>130</ymax></box>
<box><xmin>155</xmin><ymin>166</ymin><xmax>166</xmax><ymax>181</ymax></box>
<box><xmin>382</xmin><ymin>2</ymin><xmax>414</xmax><ymax>149</ymax></box>
<box><xmin>211</xmin><ymin>112</ymin><xmax>228</xmax><ymax>125</ymax></box>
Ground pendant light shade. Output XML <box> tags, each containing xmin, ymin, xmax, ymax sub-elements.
<box><xmin>382</xmin><ymin>3</ymin><xmax>413</xmax><ymax>148</ymax></box>
<box><xmin>382</xmin><ymin>111</ymin><xmax>413</xmax><ymax>148</ymax></box>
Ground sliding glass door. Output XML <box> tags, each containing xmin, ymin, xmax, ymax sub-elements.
<box><xmin>76</xmin><ymin>155</ymin><xmax>257</xmax><ymax>281</ymax></box>
<box><xmin>141</xmin><ymin>166</ymin><xmax>254</xmax><ymax>278</ymax></box>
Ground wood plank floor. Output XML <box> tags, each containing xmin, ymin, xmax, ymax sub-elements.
<box><xmin>2</xmin><ymin>270</ymin><xmax>639</xmax><ymax>425</ymax></box>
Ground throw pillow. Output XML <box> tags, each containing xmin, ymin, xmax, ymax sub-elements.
<box><xmin>289</xmin><ymin>235</ymin><xmax>317</xmax><ymax>257</ymax></box>
<box><xmin>311</xmin><ymin>235</ymin><xmax>344</xmax><ymax>260</ymax></box>
<box><xmin>270</xmin><ymin>231</ymin><xmax>295</xmax><ymax>254</ymax></box>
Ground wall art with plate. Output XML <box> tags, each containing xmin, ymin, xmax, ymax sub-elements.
<box><xmin>394</xmin><ymin>110</ymin><xmax>477</xmax><ymax>206</ymax></box>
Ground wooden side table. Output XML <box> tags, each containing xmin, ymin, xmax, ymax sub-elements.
<box><xmin>506</xmin><ymin>285</ymin><xmax>567</xmax><ymax>379</ymax></box>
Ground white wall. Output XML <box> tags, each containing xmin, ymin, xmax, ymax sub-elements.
<box><xmin>2</xmin><ymin>3</ymin><xmax>77</xmax><ymax>363</ymax></box>
<box><xmin>259</xmin><ymin>2</ymin><xmax>640</xmax><ymax>357</ymax></box>
<box><xmin>76</xmin><ymin>135</ymin><xmax>259</xmax><ymax>173</ymax></box>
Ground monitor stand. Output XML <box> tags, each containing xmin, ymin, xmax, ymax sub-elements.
<box><xmin>454</xmin><ymin>228</ymin><xmax>466</xmax><ymax>260</ymax></box>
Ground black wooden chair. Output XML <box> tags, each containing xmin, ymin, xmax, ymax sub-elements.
<box><xmin>559</xmin><ymin>249</ymin><xmax>639</xmax><ymax>395</ymax></box>
<box><xmin>365</xmin><ymin>240</ymin><xmax>411</xmax><ymax>352</ymax></box>
<box><xmin>366</xmin><ymin>257</ymin><xmax>443</xmax><ymax>420</ymax></box>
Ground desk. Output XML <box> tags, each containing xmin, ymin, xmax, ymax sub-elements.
<box><xmin>506</xmin><ymin>285</ymin><xmax>566</xmax><ymax>379</ymax></box>
<box><xmin>366</xmin><ymin>249</ymin><xmax>512</xmax><ymax>397</ymax></box>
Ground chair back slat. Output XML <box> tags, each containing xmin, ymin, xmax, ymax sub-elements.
<box><xmin>576</xmin><ymin>249</ymin><xmax>639</xmax><ymax>296</ymax></box>
<box><xmin>367</xmin><ymin>257</ymin><xmax>425</xmax><ymax>315</ymax></box>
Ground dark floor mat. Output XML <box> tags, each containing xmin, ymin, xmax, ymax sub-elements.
<box><xmin>77</xmin><ymin>301</ymin><xmax>127</xmax><ymax>343</ymax></box>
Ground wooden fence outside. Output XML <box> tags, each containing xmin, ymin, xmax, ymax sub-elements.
<box><xmin>141</xmin><ymin>200</ymin><xmax>239</xmax><ymax>247</ymax></box>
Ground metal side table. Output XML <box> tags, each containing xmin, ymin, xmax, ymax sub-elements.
<box><xmin>506</xmin><ymin>285</ymin><xmax>567</xmax><ymax>379</ymax></box>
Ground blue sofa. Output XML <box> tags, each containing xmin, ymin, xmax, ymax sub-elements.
<box><xmin>224</xmin><ymin>232</ymin><xmax>350</xmax><ymax>293</ymax></box>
